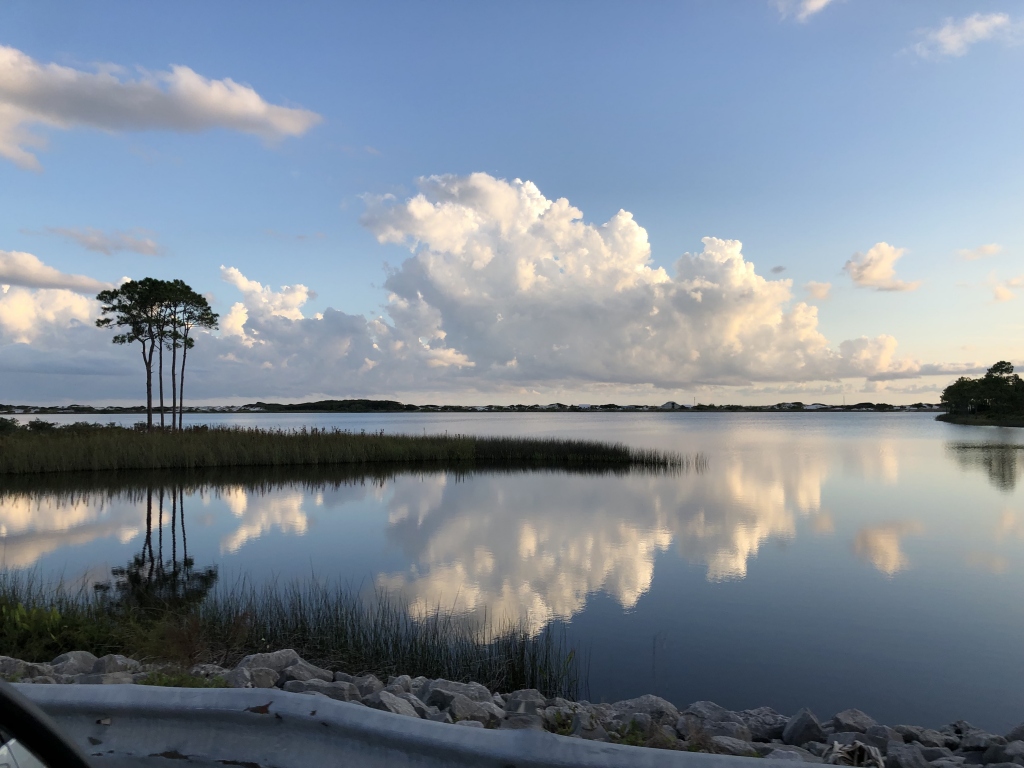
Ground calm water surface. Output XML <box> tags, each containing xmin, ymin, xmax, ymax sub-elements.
<box><xmin>3</xmin><ymin>412</ymin><xmax>1023</xmax><ymax>731</ymax></box>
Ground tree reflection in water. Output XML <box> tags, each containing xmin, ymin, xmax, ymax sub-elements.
<box><xmin>94</xmin><ymin>485</ymin><xmax>217</xmax><ymax>612</ymax></box>
<box><xmin>945</xmin><ymin>443</ymin><xmax>1024</xmax><ymax>492</ymax></box>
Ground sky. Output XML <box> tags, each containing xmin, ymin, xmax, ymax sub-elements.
<box><xmin>1</xmin><ymin>0</ymin><xmax>1022</xmax><ymax>406</ymax></box>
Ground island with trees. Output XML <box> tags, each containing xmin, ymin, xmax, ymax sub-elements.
<box><xmin>938</xmin><ymin>361</ymin><xmax>1024</xmax><ymax>427</ymax></box>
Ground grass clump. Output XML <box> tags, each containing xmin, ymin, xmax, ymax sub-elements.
<box><xmin>0</xmin><ymin>422</ymin><xmax>688</xmax><ymax>476</ymax></box>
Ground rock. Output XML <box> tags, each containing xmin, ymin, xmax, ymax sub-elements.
<box><xmin>613</xmin><ymin>713</ymin><xmax>653</xmax><ymax>738</ymax></box>
<box><xmin>886</xmin><ymin>742</ymin><xmax>930</xmax><ymax>768</ymax></box>
<box><xmin>609</xmin><ymin>695</ymin><xmax>680</xmax><ymax>727</ymax></box>
<box><xmin>542</xmin><ymin>705</ymin><xmax>574</xmax><ymax>731</ymax></box>
<box><xmin>684</xmin><ymin>701</ymin><xmax>746</xmax><ymax>725</ymax></box>
<box><xmin>739</xmin><ymin>706</ymin><xmax>789</xmax><ymax>742</ymax></box>
<box><xmin>767</xmin><ymin>749</ymin><xmax>810</xmax><ymax>761</ymax></box>
<box><xmin>456</xmin><ymin>720</ymin><xmax>484</xmax><ymax>728</ymax></box>
<box><xmin>277</xmin><ymin>660</ymin><xmax>333</xmax><ymax>686</ymax></box>
<box><xmin>499</xmin><ymin>714</ymin><xmax>545</xmax><ymax>730</ymax></box>
<box><xmin>189</xmin><ymin>663</ymin><xmax>228</xmax><ymax>680</ymax></box>
<box><xmin>492</xmin><ymin>693</ymin><xmax>505</xmax><ymax>708</ymax></box>
<box><xmin>334</xmin><ymin>671</ymin><xmax>353</xmax><ymax>683</ymax></box>
<box><xmin>225</xmin><ymin>666</ymin><xmax>279</xmax><ymax>689</ymax></box>
<box><xmin>806</xmin><ymin>742</ymin><xmax>829</xmax><ymax>757</ymax></box>
<box><xmin>986</xmin><ymin>763</ymin><xmax>1023</xmax><ymax>768</ymax></box>
<box><xmin>394</xmin><ymin>692</ymin><xmax>432</xmax><ymax>719</ymax></box>
<box><xmin>864</xmin><ymin>726</ymin><xmax>905</xmax><ymax>753</ymax></box>
<box><xmin>427</xmin><ymin>711</ymin><xmax>454</xmax><ymax>725</ymax></box>
<box><xmin>570</xmin><ymin>711</ymin><xmax>609</xmax><ymax>741</ymax></box>
<box><xmin>352</xmin><ymin>674</ymin><xmax>384</xmax><ymax>697</ymax></box>
<box><xmin>363</xmin><ymin>690</ymin><xmax>421</xmax><ymax>718</ymax></box>
<box><xmin>983</xmin><ymin>741</ymin><xmax>1024</xmax><ymax>766</ymax></box>
<box><xmin>920</xmin><ymin>746</ymin><xmax>954</xmax><ymax>761</ymax></box>
<box><xmin>784</xmin><ymin>708</ymin><xmax>827</xmax><ymax>746</ymax></box>
<box><xmin>444</xmin><ymin>692</ymin><xmax>490</xmax><ymax>724</ymax></box>
<box><xmin>282</xmin><ymin>679</ymin><xmax>361</xmax><ymax>702</ymax></box>
<box><xmin>409</xmin><ymin>676</ymin><xmax>429</xmax><ymax>697</ymax></box>
<box><xmin>959</xmin><ymin>733</ymin><xmax>1006</xmax><ymax>751</ymax></box>
<box><xmin>756</xmin><ymin>744</ymin><xmax>823</xmax><ymax>762</ymax></box>
<box><xmin>712</xmin><ymin>736</ymin><xmax>759</xmax><ymax>757</ymax></box>
<box><xmin>894</xmin><ymin>726</ymin><xmax>948</xmax><ymax>749</ymax></box>
<box><xmin>0</xmin><ymin>657</ymin><xmax>54</xmax><ymax>680</ymax></box>
<box><xmin>420</xmin><ymin>679</ymin><xmax>492</xmax><ymax>704</ymax></box>
<box><xmin>931</xmin><ymin>760</ymin><xmax>967</xmax><ymax>768</ymax></box>
<box><xmin>236</xmin><ymin>649</ymin><xmax>301</xmax><ymax>673</ymax></box>
<box><xmin>91</xmin><ymin>654</ymin><xmax>141</xmax><ymax>675</ymax></box>
<box><xmin>1008</xmin><ymin>726</ymin><xmax>1024</xmax><ymax>743</ymax></box>
<box><xmin>51</xmin><ymin>651</ymin><xmax>98</xmax><ymax>676</ymax></box>
<box><xmin>833</xmin><ymin>709</ymin><xmax>878</xmax><ymax>734</ymax></box>
<box><xmin>504</xmin><ymin>689</ymin><xmax>548</xmax><ymax>715</ymax></box>
<box><xmin>477</xmin><ymin>701</ymin><xmax>505</xmax><ymax>728</ymax></box>
<box><xmin>25</xmin><ymin>676</ymin><xmax>56</xmax><ymax>684</ymax></box>
<box><xmin>387</xmin><ymin>675</ymin><xmax>412</xmax><ymax>693</ymax></box>
<box><xmin>74</xmin><ymin>672</ymin><xmax>134</xmax><ymax>684</ymax></box>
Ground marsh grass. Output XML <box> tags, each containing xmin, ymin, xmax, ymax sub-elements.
<box><xmin>0</xmin><ymin>423</ymin><xmax>687</xmax><ymax>476</ymax></box>
<box><xmin>0</xmin><ymin>571</ymin><xmax>585</xmax><ymax>699</ymax></box>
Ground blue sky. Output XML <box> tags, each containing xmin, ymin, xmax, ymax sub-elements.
<box><xmin>1</xmin><ymin>1</ymin><xmax>1022</xmax><ymax>404</ymax></box>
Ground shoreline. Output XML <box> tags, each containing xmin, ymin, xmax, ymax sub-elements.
<box><xmin>936</xmin><ymin>413</ymin><xmax>1024</xmax><ymax>428</ymax></box>
<box><xmin>6</xmin><ymin>649</ymin><xmax>1023</xmax><ymax>761</ymax></box>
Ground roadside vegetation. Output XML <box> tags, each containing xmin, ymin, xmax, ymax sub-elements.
<box><xmin>0</xmin><ymin>421</ymin><xmax>689</xmax><ymax>475</ymax></box>
<box><xmin>939</xmin><ymin>361</ymin><xmax>1024</xmax><ymax>426</ymax></box>
<box><xmin>0</xmin><ymin>571</ymin><xmax>584</xmax><ymax>698</ymax></box>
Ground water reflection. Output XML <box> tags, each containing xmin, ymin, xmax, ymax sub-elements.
<box><xmin>218</xmin><ymin>486</ymin><xmax>308</xmax><ymax>553</ymax></box>
<box><xmin>945</xmin><ymin>443</ymin><xmax>1024</xmax><ymax>491</ymax></box>
<box><xmin>852</xmin><ymin>521</ymin><xmax>924</xmax><ymax>576</ymax></box>
<box><xmin>94</xmin><ymin>487</ymin><xmax>218</xmax><ymax>611</ymax></box>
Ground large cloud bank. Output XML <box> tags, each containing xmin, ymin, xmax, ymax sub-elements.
<box><xmin>0</xmin><ymin>45</ymin><xmax>321</xmax><ymax>170</ymax></box>
<box><xmin>0</xmin><ymin>174</ymin><xmax>971</xmax><ymax>402</ymax></box>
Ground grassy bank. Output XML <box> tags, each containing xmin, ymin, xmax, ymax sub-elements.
<box><xmin>0</xmin><ymin>572</ymin><xmax>584</xmax><ymax>698</ymax></box>
<box><xmin>0</xmin><ymin>421</ymin><xmax>687</xmax><ymax>475</ymax></box>
<box><xmin>936</xmin><ymin>413</ymin><xmax>1024</xmax><ymax>428</ymax></box>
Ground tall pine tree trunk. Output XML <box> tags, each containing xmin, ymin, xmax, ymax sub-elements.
<box><xmin>170</xmin><ymin>337</ymin><xmax>178</xmax><ymax>432</ymax></box>
<box><xmin>158</xmin><ymin>340</ymin><xmax>165</xmax><ymax>429</ymax></box>
<box><xmin>145</xmin><ymin>339</ymin><xmax>155</xmax><ymax>430</ymax></box>
<box><xmin>178</xmin><ymin>336</ymin><xmax>189</xmax><ymax>431</ymax></box>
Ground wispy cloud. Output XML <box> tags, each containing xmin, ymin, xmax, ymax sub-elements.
<box><xmin>958</xmin><ymin>243</ymin><xmax>1002</xmax><ymax>261</ymax></box>
<box><xmin>844</xmin><ymin>242</ymin><xmax>921</xmax><ymax>292</ymax></box>
<box><xmin>0</xmin><ymin>44</ymin><xmax>322</xmax><ymax>170</ymax></box>
<box><xmin>911</xmin><ymin>13</ymin><xmax>1019</xmax><ymax>58</ymax></box>
<box><xmin>46</xmin><ymin>227</ymin><xmax>163</xmax><ymax>256</ymax></box>
<box><xmin>774</xmin><ymin>0</ymin><xmax>839</xmax><ymax>23</ymax></box>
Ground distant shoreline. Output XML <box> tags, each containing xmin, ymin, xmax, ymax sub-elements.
<box><xmin>1</xmin><ymin>398</ymin><xmax>942</xmax><ymax>416</ymax></box>
<box><xmin>935</xmin><ymin>413</ymin><xmax>1024</xmax><ymax>428</ymax></box>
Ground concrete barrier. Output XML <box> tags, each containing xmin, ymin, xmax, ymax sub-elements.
<box><xmin>16</xmin><ymin>684</ymin><xmax>791</xmax><ymax>767</ymax></box>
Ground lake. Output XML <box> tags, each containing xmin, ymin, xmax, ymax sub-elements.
<box><xmin>3</xmin><ymin>411</ymin><xmax>1023</xmax><ymax>732</ymax></box>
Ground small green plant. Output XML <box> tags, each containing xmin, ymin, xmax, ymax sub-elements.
<box><xmin>619</xmin><ymin>718</ymin><xmax>647</xmax><ymax>747</ymax></box>
<box><xmin>139</xmin><ymin>671</ymin><xmax>227</xmax><ymax>688</ymax></box>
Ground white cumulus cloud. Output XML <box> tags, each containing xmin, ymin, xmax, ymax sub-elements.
<box><xmin>843</xmin><ymin>242</ymin><xmax>920</xmax><ymax>292</ymax></box>
<box><xmin>366</xmin><ymin>174</ymin><xmax>928</xmax><ymax>387</ymax></box>
<box><xmin>46</xmin><ymin>227</ymin><xmax>163</xmax><ymax>256</ymax></box>
<box><xmin>911</xmin><ymin>13</ymin><xmax>1019</xmax><ymax>58</ymax></box>
<box><xmin>0</xmin><ymin>44</ymin><xmax>322</xmax><ymax>170</ymax></box>
<box><xmin>0</xmin><ymin>286</ymin><xmax>95</xmax><ymax>343</ymax></box>
<box><xmin>0</xmin><ymin>250</ymin><xmax>112</xmax><ymax>293</ymax></box>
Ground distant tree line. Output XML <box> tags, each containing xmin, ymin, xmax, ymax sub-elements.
<box><xmin>941</xmin><ymin>361</ymin><xmax>1024</xmax><ymax>416</ymax></box>
<box><xmin>96</xmin><ymin>279</ymin><xmax>218</xmax><ymax>430</ymax></box>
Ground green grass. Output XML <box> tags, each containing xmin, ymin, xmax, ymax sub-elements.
<box><xmin>0</xmin><ymin>420</ymin><xmax>690</xmax><ymax>476</ymax></box>
<box><xmin>0</xmin><ymin>571</ymin><xmax>585</xmax><ymax>699</ymax></box>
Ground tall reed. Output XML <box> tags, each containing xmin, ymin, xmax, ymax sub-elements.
<box><xmin>0</xmin><ymin>423</ymin><xmax>689</xmax><ymax>476</ymax></box>
<box><xmin>0</xmin><ymin>570</ymin><xmax>585</xmax><ymax>699</ymax></box>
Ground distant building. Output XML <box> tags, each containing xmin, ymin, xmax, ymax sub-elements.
<box><xmin>577</xmin><ymin>404</ymin><xmax>591</xmax><ymax>410</ymax></box>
